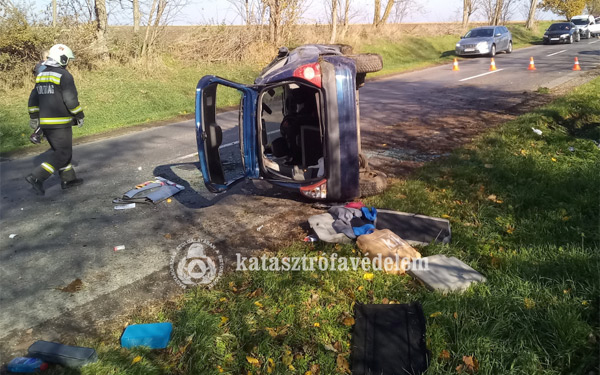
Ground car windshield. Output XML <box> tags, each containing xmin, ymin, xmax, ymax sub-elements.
<box><xmin>464</xmin><ymin>29</ymin><xmax>494</xmax><ymax>38</ymax></box>
<box><xmin>548</xmin><ymin>23</ymin><xmax>570</xmax><ymax>31</ymax></box>
<box><xmin>571</xmin><ymin>19</ymin><xmax>587</xmax><ymax>25</ymax></box>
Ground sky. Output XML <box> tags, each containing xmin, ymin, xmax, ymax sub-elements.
<box><xmin>29</xmin><ymin>0</ymin><xmax>561</xmax><ymax>26</ymax></box>
<box><xmin>177</xmin><ymin>0</ymin><xmax>560</xmax><ymax>26</ymax></box>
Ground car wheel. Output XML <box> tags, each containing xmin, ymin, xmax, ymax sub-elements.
<box><xmin>576</xmin><ymin>33</ymin><xmax>580</xmax><ymax>42</ymax></box>
<box><xmin>359</xmin><ymin>169</ymin><xmax>387</xmax><ymax>197</ymax></box>
<box><xmin>506</xmin><ymin>41</ymin><xmax>513</xmax><ymax>53</ymax></box>
<box><xmin>488</xmin><ymin>44</ymin><xmax>496</xmax><ymax>57</ymax></box>
<box><xmin>543</xmin><ymin>39</ymin><xmax>548</xmax><ymax>45</ymax></box>
<box><xmin>586</xmin><ymin>30</ymin><xmax>591</xmax><ymax>39</ymax></box>
<box><xmin>568</xmin><ymin>35</ymin><xmax>573</xmax><ymax>44</ymax></box>
<box><xmin>348</xmin><ymin>53</ymin><xmax>383</xmax><ymax>74</ymax></box>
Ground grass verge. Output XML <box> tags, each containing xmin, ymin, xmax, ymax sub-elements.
<box><xmin>0</xmin><ymin>23</ymin><xmax>551</xmax><ymax>154</ymax></box>
<box><xmin>49</xmin><ymin>71</ymin><xmax>599</xmax><ymax>375</ymax></box>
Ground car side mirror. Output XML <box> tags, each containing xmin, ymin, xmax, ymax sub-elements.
<box><xmin>495</xmin><ymin>33</ymin><xmax>502</xmax><ymax>37</ymax></box>
<box><xmin>460</xmin><ymin>35</ymin><xmax>464</xmax><ymax>39</ymax></box>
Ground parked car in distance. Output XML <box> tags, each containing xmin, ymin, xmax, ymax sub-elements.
<box><xmin>570</xmin><ymin>15</ymin><xmax>600</xmax><ymax>38</ymax></box>
<box><xmin>455</xmin><ymin>26</ymin><xmax>512</xmax><ymax>57</ymax></box>
<box><xmin>543</xmin><ymin>22</ymin><xmax>580</xmax><ymax>44</ymax></box>
<box><xmin>194</xmin><ymin>44</ymin><xmax>386</xmax><ymax>201</ymax></box>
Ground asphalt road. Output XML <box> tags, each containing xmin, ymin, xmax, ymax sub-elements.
<box><xmin>0</xmin><ymin>38</ymin><xmax>598</xmax><ymax>358</ymax></box>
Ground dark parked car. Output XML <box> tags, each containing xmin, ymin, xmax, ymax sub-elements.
<box><xmin>455</xmin><ymin>26</ymin><xmax>513</xmax><ymax>57</ymax></box>
<box><xmin>543</xmin><ymin>22</ymin><xmax>580</xmax><ymax>44</ymax></box>
<box><xmin>194</xmin><ymin>45</ymin><xmax>385</xmax><ymax>201</ymax></box>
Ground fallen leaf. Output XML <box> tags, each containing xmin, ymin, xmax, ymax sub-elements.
<box><xmin>164</xmin><ymin>233</ymin><xmax>172</xmax><ymax>239</ymax></box>
<box><xmin>220</xmin><ymin>316</ymin><xmax>229</xmax><ymax>324</ymax></box>
<box><xmin>313</xmin><ymin>322</ymin><xmax>320</xmax><ymax>327</ymax></box>
<box><xmin>217</xmin><ymin>364</ymin><xmax>224</xmax><ymax>373</ymax></box>
<box><xmin>462</xmin><ymin>355</ymin><xmax>479</xmax><ymax>373</ymax></box>
<box><xmin>439</xmin><ymin>349</ymin><xmax>450</xmax><ymax>361</ymax></box>
<box><xmin>453</xmin><ymin>312</ymin><xmax>458</xmax><ymax>319</ymax></box>
<box><xmin>342</xmin><ymin>317</ymin><xmax>355</xmax><ymax>326</ymax></box>
<box><xmin>524</xmin><ymin>298</ymin><xmax>535</xmax><ymax>309</ymax></box>
<box><xmin>246</xmin><ymin>356</ymin><xmax>260</xmax><ymax>366</ymax></box>
<box><xmin>59</xmin><ymin>278</ymin><xmax>83</xmax><ymax>293</ymax></box>
<box><xmin>551</xmin><ymin>157</ymin><xmax>557</xmax><ymax>162</ymax></box>
<box><xmin>248</xmin><ymin>288</ymin><xmax>263</xmax><ymax>298</ymax></box>
<box><xmin>267</xmin><ymin>358</ymin><xmax>275</xmax><ymax>373</ymax></box>
<box><xmin>254</xmin><ymin>301</ymin><xmax>263</xmax><ymax>308</ymax></box>
<box><xmin>430</xmin><ymin>311</ymin><xmax>442</xmax><ymax>318</ymax></box>
<box><xmin>363</xmin><ymin>272</ymin><xmax>374</xmax><ymax>281</ymax></box>
<box><xmin>282</xmin><ymin>350</ymin><xmax>293</xmax><ymax>366</ymax></box>
<box><xmin>562</xmin><ymin>216</ymin><xmax>570</xmax><ymax>221</ymax></box>
<box><xmin>323</xmin><ymin>343</ymin><xmax>337</xmax><ymax>352</ymax></box>
<box><xmin>487</xmin><ymin>194</ymin><xmax>497</xmax><ymax>202</ymax></box>
<box><xmin>357</xmin><ymin>286</ymin><xmax>364</xmax><ymax>291</ymax></box>
<box><xmin>441</xmin><ymin>214</ymin><xmax>451</xmax><ymax>219</ymax></box>
<box><xmin>336</xmin><ymin>354</ymin><xmax>351</xmax><ymax>374</ymax></box>
<box><xmin>484</xmin><ymin>164</ymin><xmax>494</xmax><ymax>168</ymax></box>
<box><xmin>308</xmin><ymin>364</ymin><xmax>321</xmax><ymax>375</ymax></box>
<box><xmin>132</xmin><ymin>355</ymin><xmax>142</xmax><ymax>364</ymax></box>
<box><xmin>333</xmin><ymin>341</ymin><xmax>342</xmax><ymax>352</ymax></box>
<box><xmin>381</xmin><ymin>298</ymin><xmax>390</xmax><ymax>304</ymax></box>
<box><xmin>289</xmin><ymin>364</ymin><xmax>296</xmax><ymax>371</ymax></box>
<box><xmin>266</xmin><ymin>327</ymin><xmax>277</xmax><ymax>337</ymax></box>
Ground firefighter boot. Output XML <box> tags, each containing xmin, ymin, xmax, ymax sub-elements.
<box><xmin>25</xmin><ymin>174</ymin><xmax>45</xmax><ymax>196</ymax></box>
<box><xmin>59</xmin><ymin>164</ymin><xmax>84</xmax><ymax>189</ymax></box>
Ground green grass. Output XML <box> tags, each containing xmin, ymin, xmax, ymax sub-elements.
<box><xmin>48</xmin><ymin>76</ymin><xmax>600</xmax><ymax>375</ymax></box>
<box><xmin>0</xmin><ymin>23</ymin><xmax>552</xmax><ymax>153</ymax></box>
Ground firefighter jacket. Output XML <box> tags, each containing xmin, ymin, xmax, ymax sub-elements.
<box><xmin>28</xmin><ymin>63</ymin><xmax>84</xmax><ymax>128</ymax></box>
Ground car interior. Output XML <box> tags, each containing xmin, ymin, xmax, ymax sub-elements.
<box><xmin>259</xmin><ymin>82</ymin><xmax>325</xmax><ymax>182</ymax></box>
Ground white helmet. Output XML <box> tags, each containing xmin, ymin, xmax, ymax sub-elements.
<box><xmin>48</xmin><ymin>44</ymin><xmax>75</xmax><ymax>66</ymax></box>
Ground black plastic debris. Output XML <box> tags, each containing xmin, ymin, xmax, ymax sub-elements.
<box><xmin>352</xmin><ymin>302</ymin><xmax>429</xmax><ymax>375</ymax></box>
<box><xmin>375</xmin><ymin>210</ymin><xmax>451</xmax><ymax>246</ymax></box>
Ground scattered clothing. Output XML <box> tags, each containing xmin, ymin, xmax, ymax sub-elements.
<box><xmin>345</xmin><ymin>201</ymin><xmax>365</xmax><ymax>209</ymax></box>
<box><xmin>329</xmin><ymin>206</ymin><xmax>377</xmax><ymax>239</ymax></box>
<box><xmin>308</xmin><ymin>213</ymin><xmax>353</xmax><ymax>244</ymax></box>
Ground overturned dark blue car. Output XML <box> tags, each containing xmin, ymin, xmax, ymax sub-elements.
<box><xmin>195</xmin><ymin>44</ymin><xmax>385</xmax><ymax>201</ymax></box>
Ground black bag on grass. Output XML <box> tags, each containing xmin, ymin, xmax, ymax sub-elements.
<box><xmin>352</xmin><ymin>302</ymin><xmax>429</xmax><ymax>375</ymax></box>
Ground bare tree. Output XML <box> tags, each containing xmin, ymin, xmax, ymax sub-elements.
<box><xmin>462</xmin><ymin>0</ymin><xmax>479</xmax><ymax>33</ymax></box>
<box><xmin>525</xmin><ymin>0</ymin><xmax>537</xmax><ymax>29</ymax></box>
<box><xmin>263</xmin><ymin>0</ymin><xmax>304</xmax><ymax>44</ymax></box>
<box><xmin>373</xmin><ymin>0</ymin><xmax>394</xmax><ymax>27</ymax></box>
<box><xmin>52</xmin><ymin>0</ymin><xmax>56</xmax><ymax>26</ymax></box>
<box><xmin>133</xmin><ymin>0</ymin><xmax>140</xmax><ymax>32</ymax></box>
<box><xmin>330</xmin><ymin>0</ymin><xmax>337</xmax><ymax>43</ymax></box>
<box><xmin>94</xmin><ymin>0</ymin><xmax>109</xmax><ymax>59</ymax></box>
<box><xmin>491</xmin><ymin>0</ymin><xmax>503</xmax><ymax>24</ymax></box>
<box><xmin>140</xmin><ymin>0</ymin><xmax>188</xmax><ymax>59</ymax></box>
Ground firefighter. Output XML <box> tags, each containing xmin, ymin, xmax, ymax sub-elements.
<box><xmin>26</xmin><ymin>44</ymin><xmax>85</xmax><ymax>196</ymax></box>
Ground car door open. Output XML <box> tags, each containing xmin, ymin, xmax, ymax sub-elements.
<box><xmin>195</xmin><ymin>76</ymin><xmax>259</xmax><ymax>193</ymax></box>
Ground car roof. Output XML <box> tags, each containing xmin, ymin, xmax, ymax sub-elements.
<box><xmin>551</xmin><ymin>22</ymin><xmax>572</xmax><ymax>25</ymax></box>
<box><xmin>471</xmin><ymin>26</ymin><xmax>496</xmax><ymax>30</ymax></box>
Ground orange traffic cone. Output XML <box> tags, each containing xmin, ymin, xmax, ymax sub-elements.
<box><xmin>452</xmin><ymin>58</ymin><xmax>460</xmax><ymax>71</ymax></box>
<box><xmin>572</xmin><ymin>57</ymin><xmax>581</xmax><ymax>71</ymax></box>
<box><xmin>528</xmin><ymin>57</ymin><xmax>536</xmax><ymax>70</ymax></box>
<box><xmin>489</xmin><ymin>58</ymin><xmax>497</xmax><ymax>71</ymax></box>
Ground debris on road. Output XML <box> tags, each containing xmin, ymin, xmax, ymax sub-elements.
<box><xmin>113</xmin><ymin>177</ymin><xmax>184</xmax><ymax>205</ymax></box>
<box><xmin>114</xmin><ymin>203</ymin><xmax>136</xmax><ymax>210</ymax></box>
<box><xmin>9</xmin><ymin>233</ymin><xmax>17</xmax><ymax>239</ymax></box>
<box><xmin>113</xmin><ymin>245</ymin><xmax>125</xmax><ymax>251</ymax></box>
<box><xmin>27</xmin><ymin>341</ymin><xmax>98</xmax><ymax>368</ymax></box>
<box><xmin>256</xmin><ymin>225</ymin><xmax>264</xmax><ymax>232</ymax></box>
<box><xmin>532</xmin><ymin>127</ymin><xmax>543</xmax><ymax>135</ymax></box>
<box><xmin>121</xmin><ymin>322</ymin><xmax>173</xmax><ymax>349</ymax></box>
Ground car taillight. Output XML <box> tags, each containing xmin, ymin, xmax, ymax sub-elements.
<box><xmin>293</xmin><ymin>63</ymin><xmax>321</xmax><ymax>87</ymax></box>
<box><xmin>300</xmin><ymin>179</ymin><xmax>327</xmax><ymax>199</ymax></box>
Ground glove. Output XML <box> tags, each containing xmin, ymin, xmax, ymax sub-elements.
<box><xmin>29</xmin><ymin>118</ymin><xmax>39</xmax><ymax>130</ymax></box>
<box><xmin>76</xmin><ymin>118</ymin><xmax>84</xmax><ymax>127</ymax></box>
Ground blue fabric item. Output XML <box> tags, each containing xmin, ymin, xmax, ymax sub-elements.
<box><xmin>353</xmin><ymin>224</ymin><xmax>376</xmax><ymax>237</ymax></box>
<box><xmin>121</xmin><ymin>322</ymin><xmax>173</xmax><ymax>349</ymax></box>
<box><xmin>361</xmin><ymin>207</ymin><xmax>377</xmax><ymax>221</ymax></box>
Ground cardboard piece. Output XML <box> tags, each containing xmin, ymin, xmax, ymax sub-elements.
<box><xmin>356</xmin><ymin>229</ymin><xmax>421</xmax><ymax>274</ymax></box>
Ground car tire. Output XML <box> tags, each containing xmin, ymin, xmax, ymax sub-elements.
<box><xmin>488</xmin><ymin>44</ymin><xmax>496</xmax><ymax>57</ymax></box>
<box><xmin>568</xmin><ymin>35</ymin><xmax>573</xmax><ymax>44</ymax></box>
<box><xmin>348</xmin><ymin>53</ymin><xmax>383</xmax><ymax>74</ymax></box>
<box><xmin>506</xmin><ymin>41</ymin><xmax>513</xmax><ymax>53</ymax></box>
<box><xmin>359</xmin><ymin>169</ymin><xmax>387</xmax><ymax>197</ymax></box>
<box><xmin>576</xmin><ymin>33</ymin><xmax>580</xmax><ymax>42</ymax></box>
<box><xmin>586</xmin><ymin>30</ymin><xmax>591</xmax><ymax>39</ymax></box>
